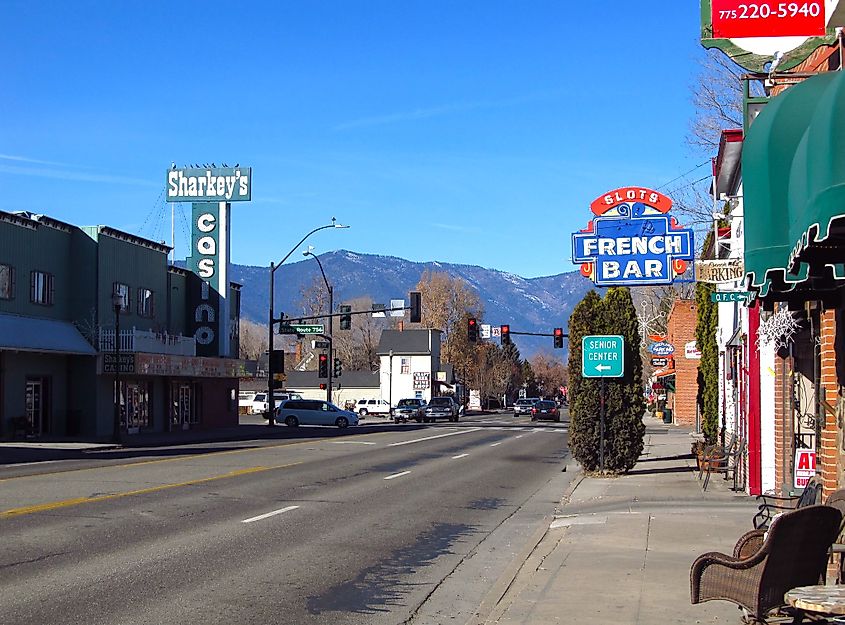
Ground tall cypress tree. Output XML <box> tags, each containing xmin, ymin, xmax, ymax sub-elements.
<box><xmin>599</xmin><ymin>287</ymin><xmax>645</xmax><ymax>473</ymax></box>
<box><xmin>568</xmin><ymin>290</ymin><xmax>603</xmax><ymax>470</ymax></box>
<box><xmin>695</xmin><ymin>281</ymin><xmax>719</xmax><ymax>444</ymax></box>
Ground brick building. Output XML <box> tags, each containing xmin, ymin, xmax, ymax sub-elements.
<box><xmin>665</xmin><ymin>299</ymin><xmax>699</xmax><ymax>427</ymax></box>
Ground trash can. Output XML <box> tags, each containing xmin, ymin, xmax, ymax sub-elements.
<box><xmin>662</xmin><ymin>408</ymin><xmax>673</xmax><ymax>424</ymax></box>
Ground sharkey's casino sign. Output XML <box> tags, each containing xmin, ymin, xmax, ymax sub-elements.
<box><xmin>572</xmin><ymin>187</ymin><xmax>695</xmax><ymax>287</ymax></box>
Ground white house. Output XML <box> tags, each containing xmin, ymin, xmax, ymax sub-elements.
<box><xmin>376</xmin><ymin>329</ymin><xmax>453</xmax><ymax>406</ymax></box>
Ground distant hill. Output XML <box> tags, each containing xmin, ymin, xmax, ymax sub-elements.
<box><xmin>229</xmin><ymin>250</ymin><xmax>595</xmax><ymax>358</ymax></box>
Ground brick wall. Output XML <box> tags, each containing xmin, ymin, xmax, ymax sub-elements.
<box><xmin>667</xmin><ymin>299</ymin><xmax>699</xmax><ymax>426</ymax></box>
<box><xmin>774</xmin><ymin>353</ymin><xmax>789</xmax><ymax>494</ymax></box>
<box><xmin>820</xmin><ymin>309</ymin><xmax>839</xmax><ymax>499</ymax></box>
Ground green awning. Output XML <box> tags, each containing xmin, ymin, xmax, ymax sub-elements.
<box><xmin>744</xmin><ymin>72</ymin><xmax>845</xmax><ymax>301</ymax></box>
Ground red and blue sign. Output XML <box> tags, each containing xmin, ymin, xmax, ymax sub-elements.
<box><xmin>572</xmin><ymin>187</ymin><xmax>695</xmax><ymax>287</ymax></box>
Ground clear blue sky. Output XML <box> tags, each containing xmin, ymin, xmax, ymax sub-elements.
<box><xmin>1</xmin><ymin>1</ymin><xmax>709</xmax><ymax>278</ymax></box>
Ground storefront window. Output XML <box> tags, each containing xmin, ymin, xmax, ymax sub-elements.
<box><xmin>401</xmin><ymin>358</ymin><xmax>410</xmax><ymax>374</ymax></box>
<box><xmin>171</xmin><ymin>383</ymin><xmax>199</xmax><ymax>428</ymax></box>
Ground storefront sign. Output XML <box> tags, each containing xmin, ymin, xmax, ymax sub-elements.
<box><xmin>711</xmin><ymin>290</ymin><xmax>751</xmax><ymax>302</ymax></box>
<box><xmin>794</xmin><ymin>448</ymin><xmax>817</xmax><ymax>488</ymax></box>
<box><xmin>685</xmin><ymin>340</ymin><xmax>702</xmax><ymax>359</ymax></box>
<box><xmin>696</xmin><ymin>259</ymin><xmax>745</xmax><ymax>283</ymax></box>
<box><xmin>712</xmin><ymin>0</ymin><xmax>825</xmax><ymax>38</ymax></box>
<box><xmin>572</xmin><ymin>187</ymin><xmax>694</xmax><ymax>287</ymax></box>
<box><xmin>102</xmin><ymin>353</ymin><xmax>136</xmax><ymax>374</ymax></box>
<box><xmin>648</xmin><ymin>341</ymin><xmax>675</xmax><ymax>356</ymax></box>
<box><xmin>166</xmin><ymin>167</ymin><xmax>252</xmax><ymax>202</ymax></box>
<box><xmin>413</xmin><ymin>372</ymin><xmax>431</xmax><ymax>390</ymax></box>
<box><xmin>651</xmin><ymin>357</ymin><xmax>669</xmax><ymax>368</ymax></box>
<box><xmin>701</xmin><ymin>0</ymin><xmax>834</xmax><ymax>72</ymax></box>
<box><xmin>133</xmin><ymin>353</ymin><xmax>246</xmax><ymax>378</ymax></box>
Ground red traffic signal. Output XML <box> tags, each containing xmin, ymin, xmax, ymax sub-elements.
<box><xmin>467</xmin><ymin>317</ymin><xmax>478</xmax><ymax>342</ymax></box>
<box><xmin>501</xmin><ymin>324</ymin><xmax>511</xmax><ymax>345</ymax></box>
<box><xmin>318</xmin><ymin>353</ymin><xmax>328</xmax><ymax>378</ymax></box>
<box><xmin>553</xmin><ymin>327</ymin><xmax>564</xmax><ymax>349</ymax></box>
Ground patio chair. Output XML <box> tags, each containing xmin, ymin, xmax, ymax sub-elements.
<box><xmin>698</xmin><ymin>432</ymin><xmax>737</xmax><ymax>481</ymax></box>
<box><xmin>752</xmin><ymin>475</ymin><xmax>823</xmax><ymax>530</ymax></box>
<box><xmin>702</xmin><ymin>435</ymin><xmax>744</xmax><ymax>492</ymax></box>
<box><xmin>690</xmin><ymin>504</ymin><xmax>842</xmax><ymax>624</ymax></box>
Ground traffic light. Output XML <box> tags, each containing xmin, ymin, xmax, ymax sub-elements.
<box><xmin>501</xmin><ymin>325</ymin><xmax>511</xmax><ymax>345</ymax></box>
<box><xmin>467</xmin><ymin>317</ymin><xmax>478</xmax><ymax>342</ymax></box>
<box><xmin>333</xmin><ymin>358</ymin><xmax>342</xmax><ymax>377</ymax></box>
<box><xmin>409</xmin><ymin>291</ymin><xmax>421</xmax><ymax>323</ymax></box>
<box><xmin>319</xmin><ymin>383</ymin><xmax>327</xmax><ymax>390</ymax></box>
<box><xmin>339</xmin><ymin>305</ymin><xmax>352</xmax><ymax>330</ymax></box>
<box><xmin>269</xmin><ymin>349</ymin><xmax>285</xmax><ymax>372</ymax></box>
<box><xmin>318</xmin><ymin>353</ymin><xmax>328</xmax><ymax>378</ymax></box>
<box><xmin>553</xmin><ymin>327</ymin><xmax>564</xmax><ymax>349</ymax></box>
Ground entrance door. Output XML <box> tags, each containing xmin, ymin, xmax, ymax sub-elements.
<box><xmin>171</xmin><ymin>383</ymin><xmax>196</xmax><ymax>430</ymax></box>
<box><xmin>25</xmin><ymin>378</ymin><xmax>48</xmax><ymax>435</ymax></box>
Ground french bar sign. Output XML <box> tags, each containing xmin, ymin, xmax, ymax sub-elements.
<box><xmin>695</xmin><ymin>259</ymin><xmax>744</xmax><ymax>283</ymax></box>
<box><xmin>572</xmin><ymin>187</ymin><xmax>695</xmax><ymax>287</ymax></box>
<box><xmin>166</xmin><ymin>166</ymin><xmax>252</xmax><ymax>202</ymax></box>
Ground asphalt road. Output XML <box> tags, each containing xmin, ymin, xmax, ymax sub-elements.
<box><xmin>0</xmin><ymin>412</ymin><xmax>572</xmax><ymax>625</ymax></box>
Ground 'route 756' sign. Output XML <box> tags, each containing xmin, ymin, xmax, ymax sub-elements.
<box><xmin>571</xmin><ymin>187</ymin><xmax>695</xmax><ymax>287</ymax></box>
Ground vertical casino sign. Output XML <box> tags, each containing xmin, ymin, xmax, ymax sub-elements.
<box><xmin>166</xmin><ymin>166</ymin><xmax>252</xmax><ymax>357</ymax></box>
<box><xmin>572</xmin><ymin>187</ymin><xmax>695</xmax><ymax>287</ymax></box>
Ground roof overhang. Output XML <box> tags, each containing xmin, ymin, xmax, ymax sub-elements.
<box><xmin>713</xmin><ymin>129</ymin><xmax>743</xmax><ymax>199</ymax></box>
<box><xmin>0</xmin><ymin>313</ymin><xmax>97</xmax><ymax>356</ymax></box>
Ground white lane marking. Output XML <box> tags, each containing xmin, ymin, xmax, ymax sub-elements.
<box><xmin>515</xmin><ymin>435</ymin><xmax>524</xmax><ymax>439</ymax></box>
<box><xmin>331</xmin><ymin>441</ymin><xmax>376</xmax><ymax>445</ymax></box>
<box><xmin>387</xmin><ymin>427</ymin><xmax>482</xmax><ymax>447</ymax></box>
<box><xmin>452</xmin><ymin>453</ymin><xmax>469</xmax><ymax>459</ymax></box>
<box><xmin>242</xmin><ymin>505</ymin><xmax>300</xmax><ymax>524</ymax></box>
<box><xmin>490</xmin><ymin>442</ymin><xmax>502</xmax><ymax>447</ymax></box>
<box><xmin>384</xmin><ymin>471</ymin><xmax>411</xmax><ymax>480</ymax></box>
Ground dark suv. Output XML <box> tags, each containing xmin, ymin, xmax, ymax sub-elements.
<box><xmin>422</xmin><ymin>396</ymin><xmax>459</xmax><ymax>422</ymax></box>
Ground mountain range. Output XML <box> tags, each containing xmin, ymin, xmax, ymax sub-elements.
<box><xmin>229</xmin><ymin>250</ymin><xmax>595</xmax><ymax>358</ymax></box>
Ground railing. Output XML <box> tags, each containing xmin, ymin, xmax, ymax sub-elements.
<box><xmin>98</xmin><ymin>328</ymin><xmax>196</xmax><ymax>356</ymax></box>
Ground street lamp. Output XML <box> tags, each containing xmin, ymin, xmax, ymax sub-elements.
<box><xmin>267</xmin><ymin>218</ymin><xmax>349</xmax><ymax>425</ymax></box>
<box><xmin>303</xmin><ymin>247</ymin><xmax>333</xmax><ymax>403</ymax></box>
<box><xmin>111</xmin><ymin>291</ymin><xmax>123</xmax><ymax>443</ymax></box>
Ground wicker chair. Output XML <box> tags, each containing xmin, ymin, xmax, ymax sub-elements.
<box><xmin>752</xmin><ymin>475</ymin><xmax>823</xmax><ymax>530</ymax></box>
<box><xmin>690</xmin><ymin>505</ymin><xmax>842</xmax><ymax>624</ymax></box>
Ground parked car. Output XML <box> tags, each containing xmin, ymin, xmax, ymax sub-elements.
<box><xmin>356</xmin><ymin>398</ymin><xmax>391</xmax><ymax>417</ymax></box>
<box><xmin>530</xmin><ymin>400</ymin><xmax>561</xmax><ymax>422</ymax></box>
<box><xmin>422</xmin><ymin>396</ymin><xmax>459</xmax><ymax>422</ymax></box>
<box><xmin>276</xmin><ymin>399</ymin><xmax>359</xmax><ymax>428</ymax></box>
<box><xmin>254</xmin><ymin>391</ymin><xmax>303</xmax><ymax>416</ymax></box>
<box><xmin>393</xmin><ymin>398</ymin><xmax>427</xmax><ymax>422</ymax></box>
<box><xmin>514</xmin><ymin>397</ymin><xmax>539</xmax><ymax>417</ymax></box>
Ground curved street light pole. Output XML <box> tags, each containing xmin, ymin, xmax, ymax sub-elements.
<box><xmin>267</xmin><ymin>219</ymin><xmax>349</xmax><ymax>425</ymax></box>
<box><xmin>303</xmin><ymin>250</ymin><xmax>333</xmax><ymax>403</ymax></box>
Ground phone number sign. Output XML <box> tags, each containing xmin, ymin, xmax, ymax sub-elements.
<box><xmin>711</xmin><ymin>0</ymin><xmax>825</xmax><ymax>38</ymax></box>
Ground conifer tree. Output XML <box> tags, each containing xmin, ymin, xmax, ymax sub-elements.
<box><xmin>567</xmin><ymin>290</ymin><xmax>603</xmax><ymax>470</ymax></box>
<box><xmin>598</xmin><ymin>287</ymin><xmax>645</xmax><ymax>472</ymax></box>
<box><xmin>695</xmin><ymin>280</ymin><xmax>719</xmax><ymax>444</ymax></box>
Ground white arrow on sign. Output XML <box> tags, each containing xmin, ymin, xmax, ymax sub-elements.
<box><xmin>596</xmin><ymin>365</ymin><xmax>611</xmax><ymax>372</ymax></box>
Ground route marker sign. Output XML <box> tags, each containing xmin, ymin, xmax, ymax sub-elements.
<box><xmin>278</xmin><ymin>324</ymin><xmax>324</xmax><ymax>335</ymax></box>
<box><xmin>582</xmin><ymin>335</ymin><xmax>625</xmax><ymax>378</ymax></box>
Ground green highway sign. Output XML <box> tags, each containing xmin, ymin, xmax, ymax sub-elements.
<box><xmin>711</xmin><ymin>291</ymin><xmax>751</xmax><ymax>303</ymax></box>
<box><xmin>582</xmin><ymin>335</ymin><xmax>624</xmax><ymax>378</ymax></box>
<box><xmin>278</xmin><ymin>324</ymin><xmax>325</xmax><ymax>335</ymax></box>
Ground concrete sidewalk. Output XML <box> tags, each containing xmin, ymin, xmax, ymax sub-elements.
<box><xmin>474</xmin><ymin>415</ymin><xmax>759</xmax><ymax>625</ymax></box>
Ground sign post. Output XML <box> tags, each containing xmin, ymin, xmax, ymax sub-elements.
<box><xmin>582</xmin><ymin>335</ymin><xmax>625</xmax><ymax>472</ymax></box>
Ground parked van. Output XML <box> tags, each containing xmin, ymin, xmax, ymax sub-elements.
<box><xmin>276</xmin><ymin>399</ymin><xmax>359</xmax><ymax>429</ymax></box>
<box><xmin>254</xmin><ymin>391</ymin><xmax>304</xmax><ymax>416</ymax></box>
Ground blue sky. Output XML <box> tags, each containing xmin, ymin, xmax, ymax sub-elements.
<box><xmin>1</xmin><ymin>1</ymin><xmax>710</xmax><ymax>278</ymax></box>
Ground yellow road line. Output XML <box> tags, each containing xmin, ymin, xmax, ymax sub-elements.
<box><xmin>0</xmin><ymin>429</ymin><xmax>396</xmax><ymax>483</ymax></box>
<box><xmin>0</xmin><ymin>462</ymin><xmax>301</xmax><ymax>519</ymax></box>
